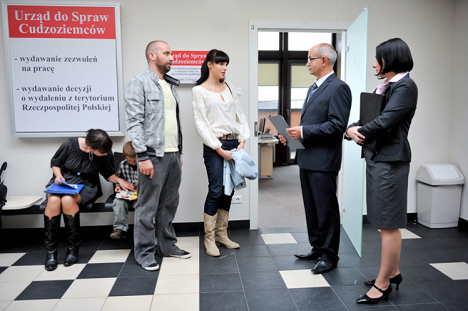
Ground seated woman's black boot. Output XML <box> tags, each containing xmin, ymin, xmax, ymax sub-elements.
<box><xmin>63</xmin><ymin>212</ymin><xmax>80</xmax><ymax>267</ymax></box>
<box><xmin>44</xmin><ymin>214</ymin><xmax>61</xmax><ymax>271</ymax></box>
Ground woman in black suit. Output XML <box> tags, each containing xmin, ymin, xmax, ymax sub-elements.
<box><xmin>346</xmin><ymin>38</ymin><xmax>417</xmax><ymax>304</ymax></box>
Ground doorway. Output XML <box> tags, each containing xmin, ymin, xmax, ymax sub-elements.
<box><xmin>258</xmin><ymin>32</ymin><xmax>334</xmax><ymax>165</ymax></box>
<box><xmin>248</xmin><ymin>20</ymin><xmax>352</xmax><ymax>230</ymax></box>
<box><xmin>249</xmin><ymin>10</ymin><xmax>369</xmax><ymax>256</ymax></box>
<box><xmin>257</xmin><ymin>31</ymin><xmax>335</xmax><ymax>228</ymax></box>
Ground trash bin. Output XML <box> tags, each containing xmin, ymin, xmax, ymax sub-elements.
<box><xmin>416</xmin><ymin>163</ymin><xmax>464</xmax><ymax>228</ymax></box>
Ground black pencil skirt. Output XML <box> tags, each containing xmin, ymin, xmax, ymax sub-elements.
<box><xmin>364</xmin><ymin>149</ymin><xmax>410</xmax><ymax>229</ymax></box>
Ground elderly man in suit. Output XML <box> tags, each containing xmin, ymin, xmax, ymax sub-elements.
<box><xmin>279</xmin><ymin>43</ymin><xmax>352</xmax><ymax>274</ymax></box>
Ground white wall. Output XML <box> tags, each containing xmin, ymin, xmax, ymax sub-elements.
<box><xmin>0</xmin><ymin>0</ymin><xmax>463</xmax><ymax>227</ymax></box>
<box><xmin>449</xmin><ymin>0</ymin><xmax>468</xmax><ymax>221</ymax></box>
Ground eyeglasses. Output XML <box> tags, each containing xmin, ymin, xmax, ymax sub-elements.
<box><xmin>307</xmin><ymin>56</ymin><xmax>321</xmax><ymax>62</ymax></box>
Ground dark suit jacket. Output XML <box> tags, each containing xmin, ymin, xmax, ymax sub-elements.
<box><xmin>350</xmin><ymin>74</ymin><xmax>418</xmax><ymax>162</ymax></box>
<box><xmin>297</xmin><ymin>73</ymin><xmax>352</xmax><ymax>172</ymax></box>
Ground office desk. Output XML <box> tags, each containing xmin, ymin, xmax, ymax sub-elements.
<box><xmin>258</xmin><ymin>137</ymin><xmax>279</xmax><ymax>178</ymax></box>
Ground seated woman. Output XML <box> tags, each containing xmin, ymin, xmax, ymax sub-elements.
<box><xmin>44</xmin><ymin>129</ymin><xmax>134</xmax><ymax>271</ymax></box>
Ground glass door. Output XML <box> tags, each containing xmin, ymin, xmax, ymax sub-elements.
<box><xmin>342</xmin><ymin>6</ymin><xmax>369</xmax><ymax>257</ymax></box>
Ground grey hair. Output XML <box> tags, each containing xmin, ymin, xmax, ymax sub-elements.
<box><xmin>317</xmin><ymin>44</ymin><xmax>337</xmax><ymax>66</ymax></box>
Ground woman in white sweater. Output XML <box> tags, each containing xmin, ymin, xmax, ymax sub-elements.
<box><xmin>192</xmin><ymin>49</ymin><xmax>250</xmax><ymax>257</ymax></box>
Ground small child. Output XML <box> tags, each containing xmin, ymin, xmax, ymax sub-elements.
<box><xmin>110</xmin><ymin>141</ymin><xmax>138</xmax><ymax>239</ymax></box>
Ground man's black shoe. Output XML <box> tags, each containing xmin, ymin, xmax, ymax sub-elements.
<box><xmin>294</xmin><ymin>250</ymin><xmax>321</xmax><ymax>260</ymax></box>
<box><xmin>311</xmin><ymin>260</ymin><xmax>336</xmax><ymax>274</ymax></box>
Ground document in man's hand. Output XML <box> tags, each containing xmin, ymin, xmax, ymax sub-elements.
<box><xmin>268</xmin><ymin>115</ymin><xmax>304</xmax><ymax>149</ymax></box>
<box><xmin>46</xmin><ymin>183</ymin><xmax>84</xmax><ymax>195</ymax></box>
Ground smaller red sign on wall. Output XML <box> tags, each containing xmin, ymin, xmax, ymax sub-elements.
<box><xmin>168</xmin><ymin>51</ymin><xmax>208</xmax><ymax>84</ymax></box>
<box><xmin>172</xmin><ymin>51</ymin><xmax>208</xmax><ymax>66</ymax></box>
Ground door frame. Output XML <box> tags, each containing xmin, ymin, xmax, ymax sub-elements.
<box><xmin>248</xmin><ymin>20</ymin><xmax>352</xmax><ymax>229</ymax></box>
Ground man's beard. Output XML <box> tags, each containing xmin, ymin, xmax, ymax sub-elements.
<box><xmin>157</xmin><ymin>62</ymin><xmax>171</xmax><ymax>74</ymax></box>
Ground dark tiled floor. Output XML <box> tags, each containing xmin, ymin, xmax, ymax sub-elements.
<box><xmin>0</xmin><ymin>223</ymin><xmax>467</xmax><ymax>310</ymax></box>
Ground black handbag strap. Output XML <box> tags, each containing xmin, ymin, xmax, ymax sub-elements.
<box><xmin>224</xmin><ymin>82</ymin><xmax>232</xmax><ymax>95</ymax></box>
<box><xmin>0</xmin><ymin>162</ymin><xmax>6</xmax><ymax>180</ymax></box>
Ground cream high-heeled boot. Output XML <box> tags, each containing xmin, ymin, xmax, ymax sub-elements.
<box><xmin>204</xmin><ymin>212</ymin><xmax>220</xmax><ymax>256</ymax></box>
<box><xmin>215</xmin><ymin>209</ymin><xmax>240</xmax><ymax>249</ymax></box>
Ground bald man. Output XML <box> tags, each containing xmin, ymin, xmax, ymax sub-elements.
<box><xmin>125</xmin><ymin>41</ymin><xmax>190</xmax><ymax>271</ymax></box>
<box><xmin>280</xmin><ymin>43</ymin><xmax>352</xmax><ymax>274</ymax></box>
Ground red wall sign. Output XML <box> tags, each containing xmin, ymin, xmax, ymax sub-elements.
<box><xmin>8</xmin><ymin>5</ymin><xmax>116</xmax><ymax>39</ymax></box>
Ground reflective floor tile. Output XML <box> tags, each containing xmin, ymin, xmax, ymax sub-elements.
<box><xmin>16</xmin><ymin>280</ymin><xmax>74</xmax><ymax>300</ymax></box>
<box><xmin>151</xmin><ymin>293</ymin><xmax>199</xmax><ymax>311</ymax></box>
<box><xmin>159</xmin><ymin>256</ymin><xmax>199</xmax><ymax>276</ymax></box>
<box><xmin>395</xmin><ymin>303</ymin><xmax>449</xmax><ymax>311</ymax></box>
<box><xmin>88</xmin><ymin>249</ymin><xmax>131</xmax><ymax>263</ymax></box>
<box><xmin>52</xmin><ymin>297</ymin><xmax>106</xmax><ymax>311</ymax></box>
<box><xmin>200</xmin><ymin>273</ymin><xmax>243</xmax><ymax>292</ymax></box>
<box><xmin>322</xmin><ymin>266</ymin><xmax>368</xmax><ymax>286</ymax></box>
<box><xmin>102</xmin><ymin>295</ymin><xmax>153</xmax><ymax>311</ymax></box>
<box><xmin>0</xmin><ymin>301</ymin><xmax>11</xmax><ymax>311</ymax></box>
<box><xmin>272</xmin><ymin>255</ymin><xmax>316</xmax><ymax>271</ymax></box>
<box><xmin>4</xmin><ymin>299</ymin><xmax>59</xmax><ymax>311</ymax></box>
<box><xmin>154</xmin><ymin>274</ymin><xmax>199</xmax><ymax>294</ymax></box>
<box><xmin>199</xmin><ymin>291</ymin><xmax>248</xmax><ymax>311</ymax></box>
<box><xmin>0</xmin><ymin>266</ymin><xmax>44</xmax><ymax>283</ymax></box>
<box><xmin>240</xmin><ymin>271</ymin><xmax>286</xmax><ymax>290</ymax></box>
<box><xmin>430</xmin><ymin>262</ymin><xmax>468</xmax><ymax>280</ymax></box>
<box><xmin>261</xmin><ymin>233</ymin><xmax>297</xmax><ymax>245</ymax></box>
<box><xmin>118</xmin><ymin>260</ymin><xmax>160</xmax><ymax>278</ymax></box>
<box><xmin>199</xmin><ymin>257</ymin><xmax>239</xmax><ymax>274</ymax></box>
<box><xmin>0</xmin><ymin>253</ymin><xmax>25</xmax><ymax>266</ymax></box>
<box><xmin>401</xmin><ymin>228</ymin><xmax>421</xmax><ymax>239</ymax></box>
<box><xmin>109</xmin><ymin>276</ymin><xmax>158</xmax><ymax>296</ymax></box>
<box><xmin>35</xmin><ymin>264</ymin><xmax>86</xmax><ymax>281</ymax></box>
<box><xmin>234</xmin><ymin>244</ymin><xmax>271</xmax><ymax>258</ymax></box>
<box><xmin>280</xmin><ymin>269</ymin><xmax>330</xmax><ymax>288</ymax></box>
<box><xmin>237</xmin><ymin>256</ymin><xmax>278</xmax><ymax>273</ymax></box>
<box><xmin>77</xmin><ymin>263</ymin><xmax>123</xmax><ymax>279</ymax></box>
<box><xmin>289</xmin><ymin>287</ymin><xmax>347</xmax><ymax>310</ymax></box>
<box><xmin>175</xmin><ymin>236</ymin><xmax>199</xmax><ymax>249</ymax></box>
<box><xmin>62</xmin><ymin>278</ymin><xmax>116</xmax><ymax>299</ymax></box>
<box><xmin>245</xmin><ymin>288</ymin><xmax>297</xmax><ymax>311</ymax></box>
<box><xmin>0</xmin><ymin>281</ymin><xmax>31</xmax><ymax>301</ymax></box>
<box><xmin>11</xmin><ymin>252</ymin><xmax>45</xmax><ymax>266</ymax></box>
<box><xmin>386</xmin><ymin>281</ymin><xmax>438</xmax><ymax>305</ymax></box>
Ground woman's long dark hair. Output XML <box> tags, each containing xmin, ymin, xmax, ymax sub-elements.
<box><xmin>195</xmin><ymin>49</ymin><xmax>230</xmax><ymax>85</ymax></box>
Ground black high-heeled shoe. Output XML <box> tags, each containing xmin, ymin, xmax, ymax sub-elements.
<box><xmin>364</xmin><ymin>273</ymin><xmax>402</xmax><ymax>290</ymax></box>
<box><xmin>356</xmin><ymin>284</ymin><xmax>392</xmax><ymax>304</ymax></box>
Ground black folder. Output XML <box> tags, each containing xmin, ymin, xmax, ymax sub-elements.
<box><xmin>359</xmin><ymin>92</ymin><xmax>386</xmax><ymax>153</ymax></box>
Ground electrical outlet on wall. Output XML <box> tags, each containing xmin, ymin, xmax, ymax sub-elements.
<box><xmin>231</xmin><ymin>195</ymin><xmax>242</xmax><ymax>204</ymax></box>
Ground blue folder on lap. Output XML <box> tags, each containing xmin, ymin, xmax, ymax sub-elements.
<box><xmin>46</xmin><ymin>183</ymin><xmax>84</xmax><ymax>195</ymax></box>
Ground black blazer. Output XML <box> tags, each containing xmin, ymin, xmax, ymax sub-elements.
<box><xmin>297</xmin><ymin>73</ymin><xmax>352</xmax><ymax>172</ymax></box>
<box><xmin>350</xmin><ymin>74</ymin><xmax>418</xmax><ymax>162</ymax></box>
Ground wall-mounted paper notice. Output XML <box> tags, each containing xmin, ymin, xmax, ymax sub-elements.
<box><xmin>2</xmin><ymin>1</ymin><xmax>125</xmax><ymax>137</ymax></box>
